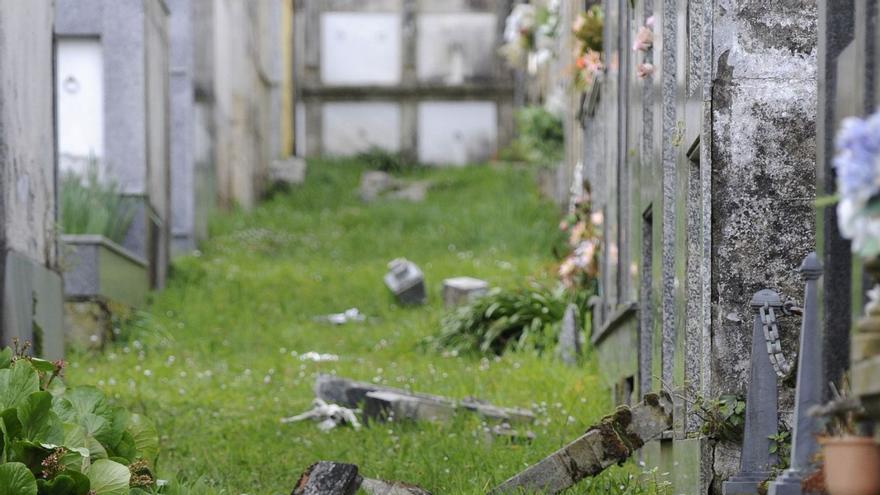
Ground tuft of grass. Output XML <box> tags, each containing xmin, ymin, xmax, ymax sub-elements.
<box><xmin>60</xmin><ymin>160</ymin><xmax>136</xmax><ymax>243</ymax></box>
<box><xmin>65</xmin><ymin>158</ymin><xmax>635</xmax><ymax>494</ymax></box>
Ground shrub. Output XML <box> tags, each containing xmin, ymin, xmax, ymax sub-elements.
<box><xmin>499</xmin><ymin>107</ymin><xmax>564</xmax><ymax>164</ymax></box>
<box><xmin>60</xmin><ymin>160</ymin><xmax>136</xmax><ymax>244</ymax></box>
<box><xmin>430</xmin><ymin>283</ymin><xmax>569</xmax><ymax>355</ymax></box>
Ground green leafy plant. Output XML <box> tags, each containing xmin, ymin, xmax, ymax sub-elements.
<box><xmin>499</xmin><ymin>106</ymin><xmax>564</xmax><ymax>164</ymax></box>
<box><xmin>0</xmin><ymin>343</ymin><xmax>162</xmax><ymax>494</ymax></box>
<box><xmin>60</xmin><ymin>159</ymin><xmax>136</xmax><ymax>244</ymax></box>
<box><xmin>430</xmin><ymin>283</ymin><xmax>568</xmax><ymax>355</ymax></box>
<box><xmin>768</xmin><ymin>428</ymin><xmax>792</xmax><ymax>470</ymax></box>
<box><xmin>691</xmin><ymin>394</ymin><xmax>746</xmax><ymax>442</ymax></box>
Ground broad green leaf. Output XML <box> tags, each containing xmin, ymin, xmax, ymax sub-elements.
<box><xmin>0</xmin><ymin>462</ymin><xmax>37</xmax><ymax>495</ymax></box>
<box><xmin>0</xmin><ymin>348</ymin><xmax>12</xmax><ymax>370</ymax></box>
<box><xmin>127</xmin><ymin>413</ymin><xmax>159</xmax><ymax>464</ymax></box>
<box><xmin>86</xmin><ymin>459</ymin><xmax>130</xmax><ymax>495</ymax></box>
<box><xmin>86</xmin><ymin>435</ymin><xmax>108</xmax><ymax>460</ymax></box>
<box><xmin>18</xmin><ymin>392</ymin><xmax>57</xmax><ymax>442</ymax></box>
<box><xmin>36</xmin><ymin>469</ymin><xmax>90</xmax><ymax>495</ymax></box>
<box><xmin>101</xmin><ymin>406</ymin><xmax>128</xmax><ymax>449</ymax></box>
<box><xmin>9</xmin><ymin>440</ymin><xmax>50</xmax><ymax>473</ymax></box>
<box><xmin>0</xmin><ymin>361</ymin><xmax>40</xmax><ymax>411</ymax></box>
<box><xmin>28</xmin><ymin>358</ymin><xmax>55</xmax><ymax>374</ymax></box>
<box><xmin>109</xmin><ymin>431</ymin><xmax>137</xmax><ymax>463</ymax></box>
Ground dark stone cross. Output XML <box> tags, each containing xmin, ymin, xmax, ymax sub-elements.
<box><xmin>723</xmin><ymin>289</ymin><xmax>783</xmax><ymax>495</ymax></box>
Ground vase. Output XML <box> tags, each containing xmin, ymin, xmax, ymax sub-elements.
<box><xmin>821</xmin><ymin>436</ymin><xmax>880</xmax><ymax>495</ymax></box>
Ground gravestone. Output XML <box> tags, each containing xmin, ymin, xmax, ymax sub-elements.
<box><xmin>362</xmin><ymin>390</ymin><xmax>456</xmax><ymax>423</ymax></box>
<box><xmin>557</xmin><ymin>303</ymin><xmax>581</xmax><ymax>366</ymax></box>
<box><xmin>384</xmin><ymin>259</ymin><xmax>426</xmax><ymax>304</ymax></box>
<box><xmin>441</xmin><ymin>277</ymin><xmax>488</xmax><ymax>307</ymax></box>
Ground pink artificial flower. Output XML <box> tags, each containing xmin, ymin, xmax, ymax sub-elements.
<box><xmin>632</xmin><ymin>26</ymin><xmax>654</xmax><ymax>52</ymax></box>
<box><xmin>559</xmin><ymin>220</ymin><xmax>570</xmax><ymax>231</ymax></box>
<box><xmin>590</xmin><ymin>211</ymin><xmax>604</xmax><ymax>226</ymax></box>
<box><xmin>645</xmin><ymin>16</ymin><xmax>655</xmax><ymax>28</ymax></box>
<box><xmin>637</xmin><ymin>63</ymin><xmax>655</xmax><ymax>79</ymax></box>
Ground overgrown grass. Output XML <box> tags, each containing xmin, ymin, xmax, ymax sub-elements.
<box><xmin>66</xmin><ymin>158</ymin><xmax>651</xmax><ymax>494</ymax></box>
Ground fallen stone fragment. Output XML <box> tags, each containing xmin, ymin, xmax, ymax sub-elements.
<box><xmin>442</xmin><ymin>277</ymin><xmax>489</xmax><ymax>308</ymax></box>
<box><xmin>489</xmin><ymin>394</ymin><xmax>672</xmax><ymax>495</ymax></box>
<box><xmin>460</xmin><ymin>397</ymin><xmax>535</xmax><ymax>425</ymax></box>
<box><xmin>363</xmin><ymin>390</ymin><xmax>456</xmax><ymax>423</ymax></box>
<box><xmin>486</xmin><ymin>423</ymin><xmax>536</xmax><ymax>444</ymax></box>
<box><xmin>293</xmin><ymin>461</ymin><xmax>361</xmax><ymax>495</ymax></box>
<box><xmin>315</xmin><ymin>308</ymin><xmax>366</xmax><ymax>325</ymax></box>
<box><xmin>359</xmin><ymin>171</ymin><xmax>431</xmax><ymax>202</ymax></box>
<box><xmin>270</xmin><ymin>156</ymin><xmax>307</xmax><ymax>186</ymax></box>
<box><xmin>299</xmin><ymin>352</ymin><xmax>339</xmax><ymax>362</ymax></box>
<box><xmin>384</xmin><ymin>258</ymin><xmax>426</xmax><ymax>305</ymax></box>
<box><xmin>314</xmin><ymin>375</ymin><xmax>535</xmax><ymax>425</ymax></box>
<box><xmin>360</xmin><ymin>478</ymin><xmax>433</xmax><ymax>495</ymax></box>
<box><xmin>281</xmin><ymin>398</ymin><xmax>361</xmax><ymax>431</ymax></box>
<box><xmin>557</xmin><ymin>303</ymin><xmax>581</xmax><ymax>366</ymax></box>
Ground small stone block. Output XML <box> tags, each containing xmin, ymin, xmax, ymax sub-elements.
<box><xmin>270</xmin><ymin>156</ymin><xmax>307</xmax><ymax>185</ymax></box>
<box><xmin>384</xmin><ymin>259</ymin><xmax>426</xmax><ymax>305</ymax></box>
<box><xmin>360</xmin><ymin>478</ymin><xmax>433</xmax><ymax>495</ymax></box>
<box><xmin>459</xmin><ymin>398</ymin><xmax>535</xmax><ymax>425</ymax></box>
<box><xmin>442</xmin><ymin>277</ymin><xmax>488</xmax><ymax>308</ymax></box>
<box><xmin>292</xmin><ymin>462</ymin><xmax>362</xmax><ymax>495</ymax></box>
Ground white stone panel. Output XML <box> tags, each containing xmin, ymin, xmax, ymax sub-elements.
<box><xmin>416</xmin><ymin>13</ymin><xmax>496</xmax><ymax>84</ymax></box>
<box><xmin>321</xmin><ymin>12</ymin><xmax>401</xmax><ymax>86</ymax></box>
<box><xmin>56</xmin><ymin>37</ymin><xmax>104</xmax><ymax>175</ymax></box>
<box><xmin>322</xmin><ymin>102</ymin><xmax>401</xmax><ymax>155</ymax></box>
<box><xmin>418</xmin><ymin>101</ymin><xmax>497</xmax><ymax>166</ymax></box>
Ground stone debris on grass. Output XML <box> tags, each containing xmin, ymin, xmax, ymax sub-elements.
<box><xmin>488</xmin><ymin>394</ymin><xmax>673</xmax><ymax>495</ymax></box>
<box><xmin>299</xmin><ymin>352</ymin><xmax>340</xmax><ymax>362</ymax></box>
<box><xmin>556</xmin><ymin>303</ymin><xmax>581</xmax><ymax>366</ymax></box>
<box><xmin>313</xmin><ymin>374</ymin><xmax>535</xmax><ymax>425</ymax></box>
<box><xmin>281</xmin><ymin>398</ymin><xmax>362</xmax><ymax>431</ymax></box>
<box><xmin>315</xmin><ymin>307</ymin><xmax>366</xmax><ymax>325</ymax></box>
<box><xmin>292</xmin><ymin>462</ymin><xmax>432</xmax><ymax>495</ymax></box>
<box><xmin>384</xmin><ymin>258</ymin><xmax>426</xmax><ymax>305</ymax></box>
<box><xmin>270</xmin><ymin>156</ymin><xmax>307</xmax><ymax>186</ymax></box>
<box><xmin>360</xmin><ymin>478</ymin><xmax>433</xmax><ymax>495</ymax></box>
<box><xmin>293</xmin><ymin>461</ymin><xmax>362</xmax><ymax>495</ymax></box>
<box><xmin>485</xmin><ymin>423</ymin><xmax>536</xmax><ymax>444</ymax></box>
<box><xmin>359</xmin><ymin>171</ymin><xmax>431</xmax><ymax>203</ymax></box>
<box><xmin>442</xmin><ymin>276</ymin><xmax>489</xmax><ymax>308</ymax></box>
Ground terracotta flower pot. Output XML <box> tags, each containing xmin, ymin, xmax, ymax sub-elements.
<box><xmin>821</xmin><ymin>436</ymin><xmax>880</xmax><ymax>495</ymax></box>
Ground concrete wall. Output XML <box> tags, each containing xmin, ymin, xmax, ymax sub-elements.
<box><xmin>295</xmin><ymin>0</ymin><xmax>514</xmax><ymax>166</ymax></box>
<box><xmin>0</xmin><ymin>0</ymin><xmax>64</xmax><ymax>359</ymax></box>
<box><xmin>194</xmin><ymin>0</ymin><xmax>283</xmax><ymax>210</ymax></box>
<box><xmin>581</xmin><ymin>0</ymin><xmax>819</xmax><ymax>491</ymax></box>
<box><xmin>55</xmin><ymin>0</ymin><xmax>172</xmax><ymax>288</ymax></box>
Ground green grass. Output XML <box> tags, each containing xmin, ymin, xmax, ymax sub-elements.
<box><xmin>64</xmin><ymin>158</ymin><xmax>649</xmax><ymax>494</ymax></box>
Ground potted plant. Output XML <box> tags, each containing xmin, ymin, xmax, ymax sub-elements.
<box><xmin>810</xmin><ymin>382</ymin><xmax>880</xmax><ymax>495</ymax></box>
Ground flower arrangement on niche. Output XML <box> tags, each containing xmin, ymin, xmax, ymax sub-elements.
<box><xmin>572</xmin><ymin>5</ymin><xmax>604</xmax><ymax>91</ymax></box>
<box><xmin>558</xmin><ymin>184</ymin><xmax>602</xmax><ymax>290</ymax></box>
<box><xmin>633</xmin><ymin>16</ymin><xmax>654</xmax><ymax>79</ymax></box>
<box><xmin>499</xmin><ymin>1</ymin><xmax>561</xmax><ymax>74</ymax></box>
<box><xmin>834</xmin><ymin>110</ymin><xmax>880</xmax><ymax>259</ymax></box>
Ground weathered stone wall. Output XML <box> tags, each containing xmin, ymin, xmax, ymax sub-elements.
<box><xmin>584</xmin><ymin>0</ymin><xmax>819</xmax><ymax>492</ymax></box>
<box><xmin>0</xmin><ymin>0</ymin><xmax>64</xmax><ymax>359</ymax></box>
<box><xmin>710</xmin><ymin>0</ymin><xmax>818</xmax><ymax>485</ymax></box>
<box><xmin>195</xmin><ymin>0</ymin><xmax>283</xmax><ymax>209</ymax></box>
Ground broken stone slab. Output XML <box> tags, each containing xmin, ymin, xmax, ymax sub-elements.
<box><xmin>313</xmin><ymin>375</ymin><xmax>536</xmax><ymax>425</ymax></box>
<box><xmin>442</xmin><ymin>277</ymin><xmax>489</xmax><ymax>308</ymax></box>
<box><xmin>360</xmin><ymin>478</ymin><xmax>433</xmax><ymax>495</ymax></box>
<box><xmin>489</xmin><ymin>394</ymin><xmax>672</xmax><ymax>495</ymax></box>
<box><xmin>384</xmin><ymin>258</ymin><xmax>426</xmax><ymax>305</ymax></box>
<box><xmin>270</xmin><ymin>156</ymin><xmax>307</xmax><ymax>185</ymax></box>
<box><xmin>485</xmin><ymin>424</ymin><xmax>536</xmax><ymax>444</ymax></box>
<box><xmin>358</xmin><ymin>170</ymin><xmax>430</xmax><ymax>202</ymax></box>
<box><xmin>292</xmin><ymin>461</ymin><xmax>362</xmax><ymax>495</ymax></box>
<box><xmin>363</xmin><ymin>390</ymin><xmax>456</xmax><ymax>423</ymax></box>
<box><xmin>556</xmin><ymin>303</ymin><xmax>581</xmax><ymax>366</ymax></box>
<box><xmin>459</xmin><ymin>398</ymin><xmax>535</xmax><ymax>425</ymax></box>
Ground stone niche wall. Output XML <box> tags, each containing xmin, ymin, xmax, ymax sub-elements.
<box><xmin>0</xmin><ymin>0</ymin><xmax>64</xmax><ymax>359</ymax></box>
<box><xmin>296</xmin><ymin>0</ymin><xmax>514</xmax><ymax>166</ymax></box>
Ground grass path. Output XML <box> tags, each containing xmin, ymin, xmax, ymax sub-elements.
<box><xmin>67</xmin><ymin>159</ymin><xmax>627</xmax><ymax>494</ymax></box>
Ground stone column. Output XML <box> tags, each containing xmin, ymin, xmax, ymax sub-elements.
<box><xmin>769</xmin><ymin>254</ymin><xmax>823</xmax><ymax>495</ymax></box>
<box><xmin>723</xmin><ymin>290</ymin><xmax>781</xmax><ymax>495</ymax></box>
